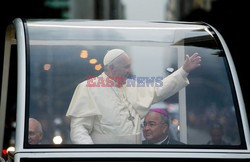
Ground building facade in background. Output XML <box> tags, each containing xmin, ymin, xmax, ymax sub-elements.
<box><xmin>69</xmin><ymin>0</ymin><xmax>124</xmax><ymax>19</ymax></box>
<box><xmin>166</xmin><ymin>0</ymin><xmax>214</xmax><ymax>20</ymax></box>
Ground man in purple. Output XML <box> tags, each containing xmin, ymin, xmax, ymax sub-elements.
<box><xmin>142</xmin><ymin>108</ymin><xmax>183</xmax><ymax>144</ymax></box>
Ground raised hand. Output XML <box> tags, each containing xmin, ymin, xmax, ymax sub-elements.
<box><xmin>182</xmin><ymin>53</ymin><xmax>201</xmax><ymax>73</ymax></box>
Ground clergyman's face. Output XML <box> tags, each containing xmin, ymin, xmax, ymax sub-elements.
<box><xmin>28</xmin><ymin>122</ymin><xmax>42</xmax><ymax>144</ymax></box>
<box><xmin>143</xmin><ymin>112</ymin><xmax>168</xmax><ymax>143</ymax></box>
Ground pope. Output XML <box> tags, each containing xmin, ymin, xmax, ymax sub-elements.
<box><xmin>66</xmin><ymin>49</ymin><xmax>201</xmax><ymax>144</ymax></box>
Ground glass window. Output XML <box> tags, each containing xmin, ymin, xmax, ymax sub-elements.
<box><xmin>24</xmin><ymin>20</ymin><xmax>244</xmax><ymax>148</ymax></box>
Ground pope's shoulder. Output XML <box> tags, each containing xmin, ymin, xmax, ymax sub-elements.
<box><xmin>75</xmin><ymin>74</ymin><xmax>102</xmax><ymax>88</ymax></box>
<box><xmin>77</xmin><ymin>79</ymin><xmax>90</xmax><ymax>87</ymax></box>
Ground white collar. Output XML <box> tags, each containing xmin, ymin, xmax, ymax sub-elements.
<box><xmin>155</xmin><ymin>135</ymin><xmax>169</xmax><ymax>144</ymax></box>
<box><xmin>102</xmin><ymin>72</ymin><xmax>125</xmax><ymax>88</ymax></box>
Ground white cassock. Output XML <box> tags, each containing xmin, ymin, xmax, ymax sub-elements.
<box><xmin>66</xmin><ymin>67</ymin><xmax>189</xmax><ymax>144</ymax></box>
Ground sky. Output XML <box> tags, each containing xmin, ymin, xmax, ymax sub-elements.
<box><xmin>120</xmin><ymin>0</ymin><xmax>170</xmax><ymax>77</ymax></box>
<box><xmin>121</xmin><ymin>0</ymin><xmax>168</xmax><ymax>21</ymax></box>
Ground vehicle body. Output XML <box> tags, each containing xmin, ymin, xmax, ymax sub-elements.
<box><xmin>1</xmin><ymin>18</ymin><xmax>250</xmax><ymax>161</ymax></box>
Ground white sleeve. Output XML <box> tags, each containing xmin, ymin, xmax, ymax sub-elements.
<box><xmin>70</xmin><ymin>116</ymin><xmax>95</xmax><ymax>144</ymax></box>
<box><xmin>125</xmin><ymin>67</ymin><xmax>190</xmax><ymax>118</ymax></box>
<box><xmin>153</xmin><ymin>66</ymin><xmax>189</xmax><ymax>103</ymax></box>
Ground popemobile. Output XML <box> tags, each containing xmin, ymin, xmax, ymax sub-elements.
<box><xmin>1</xmin><ymin>18</ymin><xmax>250</xmax><ymax>161</ymax></box>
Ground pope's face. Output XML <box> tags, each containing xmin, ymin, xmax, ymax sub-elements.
<box><xmin>111</xmin><ymin>54</ymin><xmax>131</xmax><ymax>82</ymax></box>
<box><xmin>143</xmin><ymin>112</ymin><xmax>168</xmax><ymax>143</ymax></box>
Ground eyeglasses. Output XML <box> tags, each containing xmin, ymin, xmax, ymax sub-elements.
<box><xmin>142</xmin><ymin>121</ymin><xmax>164</xmax><ymax>128</ymax></box>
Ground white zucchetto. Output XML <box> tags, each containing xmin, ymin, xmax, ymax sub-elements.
<box><xmin>103</xmin><ymin>49</ymin><xmax>125</xmax><ymax>66</ymax></box>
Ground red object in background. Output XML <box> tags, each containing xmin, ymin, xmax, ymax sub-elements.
<box><xmin>2</xmin><ymin>149</ymin><xmax>7</xmax><ymax>155</ymax></box>
<box><xmin>1</xmin><ymin>149</ymin><xmax>8</xmax><ymax>161</ymax></box>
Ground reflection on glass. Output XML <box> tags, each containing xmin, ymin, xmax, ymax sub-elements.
<box><xmin>26</xmin><ymin>21</ymin><xmax>241</xmax><ymax>147</ymax></box>
<box><xmin>80</xmin><ymin>50</ymin><xmax>88</xmax><ymax>59</ymax></box>
<box><xmin>184</xmin><ymin>31</ymin><xmax>240</xmax><ymax>145</ymax></box>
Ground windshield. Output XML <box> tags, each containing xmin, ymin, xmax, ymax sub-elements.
<box><xmin>24</xmin><ymin>20</ymin><xmax>243</xmax><ymax>148</ymax></box>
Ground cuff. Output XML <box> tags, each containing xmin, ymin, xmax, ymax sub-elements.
<box><xmin>180</xmin><ymin>66</ymin><xmax>189</xmax><ymax>77</ymax></box>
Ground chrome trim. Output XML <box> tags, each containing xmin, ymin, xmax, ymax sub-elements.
<box><xmin>13</xmin><ymin>18</ymin><xmax>26</xmax><ymax>152</ymax></box>
<box><xmin>14</xmin><ymin>151</ymin><xmax>250</xmax><ymax>159</ymax></box>
<box><xmin>209</xmin><ymin>24</ymin><xmax>250</xmax><ymax>151</ymax></box>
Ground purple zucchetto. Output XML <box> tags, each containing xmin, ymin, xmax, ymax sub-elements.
<box><xmin>149</xmin><ymin>108</ymin><xmax>168</xmax><ymax>116</ymax></box>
